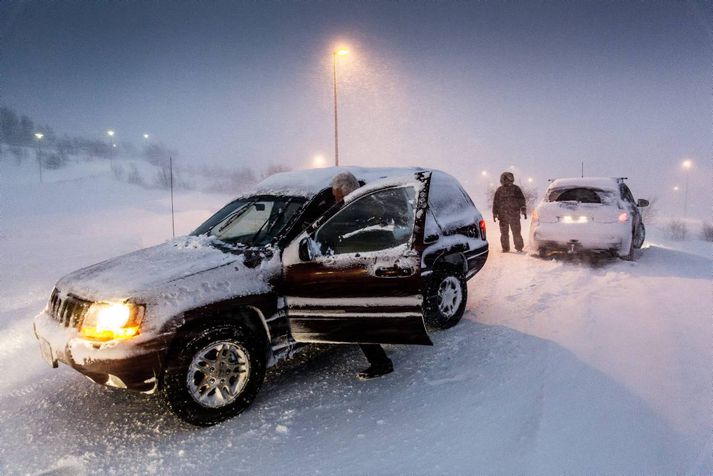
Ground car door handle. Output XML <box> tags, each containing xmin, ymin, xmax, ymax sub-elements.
<box><xmin>375</xmin><ymin>266</ymin><xmax>415</xmax><ymax>277</ymax></box>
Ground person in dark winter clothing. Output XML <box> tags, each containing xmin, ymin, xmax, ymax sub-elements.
<box><xmin>492</xmin><ymin>171</ymin><xmax>527</xmax><ymax>252</ymax></box>
<box><xmin>330</xmin><ymin>172</ymin><xmax>395</xmax><ymax>380</ymax></box>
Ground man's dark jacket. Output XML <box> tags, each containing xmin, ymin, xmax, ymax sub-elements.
<box><xmin>492</xmin><ymin>172</ymin><xmax>526</xmax><ymax>219</ymax></box>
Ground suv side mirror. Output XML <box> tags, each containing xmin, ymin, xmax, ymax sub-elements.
<box><xmin>636</xmin><ymin>199</ymin><xmax>649</xmax><ymax>208</ymax></box>
<box><xmin>424</xmin><ymin>233</ymin><xmax>439</xmax><ymax>245</ymax></box>
<box><xmin>298</xmin><ymin>237</ymin><xmax>314</xmax><ymax>261</ymax></box>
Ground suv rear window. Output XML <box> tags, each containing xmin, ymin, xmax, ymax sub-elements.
<box><xmin>547</xmin><ymin>187</ymin><xmax>614</xmax><ymax>204</ymax></box>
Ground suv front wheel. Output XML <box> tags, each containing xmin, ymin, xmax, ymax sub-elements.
<box><xmin>424</xmin><ymin>270</ymin><xmax>467</xmax><ymax>329</ymax></box>
<box><xmin>162</xmin><ymin>322</ymin><xmax>266</xmax><ymax>426</ymax></box>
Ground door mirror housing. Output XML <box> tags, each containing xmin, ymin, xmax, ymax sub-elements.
<box><xmin>298</xmin><ymin>237</ymin><xmax>314</xmax><ymax>261</ymax></box>
<box><xmin>424</xmin><ymin>233</ymin><xmax>440</xmax><ymax>245</ymax></box>
<box><xmin>636</xmin><ymin>199</ymin><xmax>649</xmax><ymax>208</ymax></box>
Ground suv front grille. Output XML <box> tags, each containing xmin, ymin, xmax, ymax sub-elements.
<box><xmin>48</xmin><ymin>289</ymin><xmax>92</xmax><ymax>329</ymax></box>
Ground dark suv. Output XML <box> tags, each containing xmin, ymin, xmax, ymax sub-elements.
<box><xmin>33</xmin><ymin>167</ymin><xmax>489</xmax><ymax>425</ymax></box>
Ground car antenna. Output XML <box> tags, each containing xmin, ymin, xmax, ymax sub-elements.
<box><xmin>170</xmin><ymin>156</ymin><xmax>176</xmax><ymax>239</ymax></box>
<box><xmin>581</xmin><ymin>161</ymin><xmax>584</xmax><ymax>178</ymax></box>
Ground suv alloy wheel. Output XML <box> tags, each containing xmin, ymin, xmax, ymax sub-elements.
<box><xmin>162</xmin><ymin>322</ymin><xmax>266</xmax><ymax>426</ymax></box>
<box><xmin>424</xmin><ymin>269</ymin><xmax>467</xmax><ymax>329</ymax></box>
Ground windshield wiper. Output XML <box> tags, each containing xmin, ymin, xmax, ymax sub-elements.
<box><xmin>215</xmin><ymin>202</ymin><xmax>252</xmax><ymax>235</ymax></box>
<box><xmin>250</xmin><ymin>209</ymin><xmax>281</xmax><ymax>246</ymax></box>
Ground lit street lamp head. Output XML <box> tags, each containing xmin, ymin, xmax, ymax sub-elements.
<box><xmin>143</xmin><ymin>133</ymin><xmax>149</xmax><ymax>139</ymax></box>
<box><xmin>107</xmin><ymin>130</ymin><xmax>115</xmax><ymax>137</ymax></box>
<box><xmin>34</xmin><ymin>132</ymin><xmax>44</xmax><ymax>140</ymax></box>
<box><xmin>682</xmin><ymin>159</ymin><xmax>692</xmax><ymax>169</ymax></box>
<box><xmin>334</xmin><ymin>48</ymin><xmax>349</xmax><ymax>56</ymax></box>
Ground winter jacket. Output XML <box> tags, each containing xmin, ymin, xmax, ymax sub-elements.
<box><xmin>493</xmin><ymin>172</ymin><xmax>526</xmax><ymax>219</ymax></box>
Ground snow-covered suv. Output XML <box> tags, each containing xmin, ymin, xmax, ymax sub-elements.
<box><xmin>529</xmin><ymin>177</ymin><xmax>649</xmax><ymax>260</ymax></box>
<box><xmin>33</xmin><ymin>167</ymin><xmax>488</xmax><ymax>425</ymax></box>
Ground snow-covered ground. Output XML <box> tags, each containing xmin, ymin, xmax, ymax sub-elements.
<box><xmin>0</xmin><ymin>160</ymin><xmax>710</xmax><ymax>475</ymax></box>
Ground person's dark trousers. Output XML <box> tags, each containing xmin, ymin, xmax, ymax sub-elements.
<box><xmin>359</xmin><ymin>344</ymin><xmax>390</xmax><ymax>366</ymax></box>
<box><xmin>499</xmin><ymin>215</ymin><xmax>524</xmax><ymax>252</ymax></box>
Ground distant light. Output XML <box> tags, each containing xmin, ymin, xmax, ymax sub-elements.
<box><xmin>312</xmin><ymin>154</ymin><xmax>327</xmax><ymax>168</ymax></box>
<box><xmin>527</xmin><ymin>177</ymin><xmax>533</xmax><ymax>183</ymax></box>
<box><xmin>673</xmin><ymin>186</ymin><xmax>679</xmax><ymax>191</ymax></box>
<box><xmin>107</xmin><ymin>130</ymin><xmax>115</xmax><ymax>137</ymax></box>
<box><xmin>682</xmin><ymin>159</ymin><xmax>692</xmax><ymax>169</ymax></box>
<box><xmin>481</xmin><ymin>170</ymin><xmax>487</xmax><ymax>177</ymax></box>
<box><xmin>112</xmin><ymin>144</ymin><xmax>117</xmax><ymax>148</ymax></box>
<box><xmin>34</xmin><ymin>132</ymin><xmax>44</xmax><ymax>140</ymax></box>
<box><xmin>143</xmin><ymin>133</ymin><xmax>149</xmax><ymax>139</ymax></box>
<box><xmin>335</xmin><ymin>49</ymin><xmax>349</xmax><ymax>56</ymax></box>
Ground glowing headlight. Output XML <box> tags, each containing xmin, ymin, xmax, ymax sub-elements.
<box><xmin>80</xmin><ymin>302</ymin><xmax>143</xmax><ymax>341</ymax></box>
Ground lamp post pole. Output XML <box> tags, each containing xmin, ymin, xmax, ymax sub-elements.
<box><xmin>333</xmin><ymin>51</ymin><xmax>339</xmax><ymax>167</ymax></box>
<box><xmin>34</xmin><ymin>132</ymin><xmax>44</xmax><ymax>184</ymax></box>
<box><xmin>107</xmin><ymin>130</ymin><xmax>115</xmax><ymax>166</ymax></box>
<box><xmin>682</xmin><ymin>160</ymin><xmax>692</xmax><ymax>217</ymax></box>
<box><xmin>332</xmin><ymin>49</ymin><xmax>348</xmax><ymax>167</ymax></box>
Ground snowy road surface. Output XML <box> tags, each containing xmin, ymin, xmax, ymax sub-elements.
<box><xmin>0</xmin><ymin>168</ymin><xmax>710</xmax><ymax>474</ymax></box>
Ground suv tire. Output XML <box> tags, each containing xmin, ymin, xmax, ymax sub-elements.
<box><xmin>162</xmin><ymin>322</ymin><xmax>266</xmax><ymax>426</ymax></box>
<box><xmin>424</xmin><ymin>269</ymin><xmax>467</xmax><ymax>329</ymax></box>
<box><xmin>620</xmin><ymin>228</ymin><xmax>638</xmax><ymax>262</ymax></box>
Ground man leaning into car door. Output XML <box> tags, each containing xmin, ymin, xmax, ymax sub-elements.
<box><xmin>492</xmin><ymin>171</ymin><xmax>527</xmax><ymax>252</ymax></box>
<box><xmin>330</xmin><ymin>172</ymin><xmax>395</xmax><ymax>380</ymax></box>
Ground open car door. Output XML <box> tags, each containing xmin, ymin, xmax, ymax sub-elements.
<box><xmin>282</xmin><ymin>171</ymin><xmax>433</xmax><ymax>345</ymax></box>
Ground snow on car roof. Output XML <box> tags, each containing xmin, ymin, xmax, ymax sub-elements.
<box><xmin>243</xmin><ymin>166</ymin><xmax>428</xmax><ymax>198</ymax></box>
<box><xmin>548</xmin><ymin>177</ymin><xmax>621</xmax><ymax>192</ymax></box>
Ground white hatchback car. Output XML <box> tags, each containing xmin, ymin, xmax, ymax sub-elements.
<box><xmin>529</xmin><ymin>177</ymin><xmax>649</xmax><ymax>260</ymax></box>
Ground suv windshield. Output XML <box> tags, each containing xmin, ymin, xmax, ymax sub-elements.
<box><xmin>192</xmin><ymin>196</ymin><xmax>305</xmax><ymax>246</ymax></box>
<box><xmin>547</xmin><ymin>187</ymin><xmax>615</xmax><ymax>204</ymax></box>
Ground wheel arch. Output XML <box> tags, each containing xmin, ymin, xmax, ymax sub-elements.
<box><xmin>166</xmin><ymin>303</ymin><xmax>272</xmax><ymax>365</ymax></box>
<box><xmin>432</xmin><ymin>250</ymin><xmax>467</xmax><ymax>276</ymax></box>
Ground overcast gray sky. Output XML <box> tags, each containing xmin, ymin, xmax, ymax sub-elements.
<box><xmin>1</xmin><ymin>1</ymin><xmax>710</xmax><ymax>216</ymax></box>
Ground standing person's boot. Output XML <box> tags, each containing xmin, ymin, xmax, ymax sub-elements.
<box><xmin>357</xmin><ymin>344</ymin><xmax>394</xmax><ymax>380</ymax></box>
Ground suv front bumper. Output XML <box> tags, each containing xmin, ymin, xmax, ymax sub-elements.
<box><xmin>33</xmin><ymin>310</ymin><xmax>167</xmax><ymax>393</ymax></box>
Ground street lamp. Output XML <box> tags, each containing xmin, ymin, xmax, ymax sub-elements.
<box><xmin>106</xmin><ymin>129</ymin><xmax>116</xmax><ymax>167</ymax></box>
<box><xmin>143</xmin><ymin>133</ymin><xmax>149</xmax><ymax>140</ymax></box>
<box><xmin>312</xmin><ymin>154</ymin><xmax>327</xmax><ymax>168</ymax></box>
<box><xmin>34</xmin><ymin>132</ymin><xmax>44</xmax><ymax>184</ymax></box>
<box><xmin>332</xmin><ymin>48</ymin><xmax>349</xmax><ymax>166</ymax></box>
<box><xmin>682</xmin><ymin>159</ymin><xmax>692</xmax><ymax>217</ymax></box>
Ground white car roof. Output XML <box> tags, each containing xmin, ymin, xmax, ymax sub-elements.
<box><xmin>547</xmin><ymin>177</ymin><xmax>621</xmax><ymax>193</ymax></box>
<box><xmin>243</xmin><ymin>166</ymin><xmax>429</xmax><ymax>198</ymax></box>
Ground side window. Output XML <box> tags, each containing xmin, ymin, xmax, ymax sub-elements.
<box><xmin>314</xmin><ymin>186</ymin><xmax>416</xmax><ymax>255</ymax></box>
<box><xmin>428</xmin><ymin>171</ymin><xmax>476</xmax><ymax>232</ymax></box>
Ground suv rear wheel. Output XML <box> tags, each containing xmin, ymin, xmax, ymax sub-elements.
<box><xmin>162</xmin><ymin>322</ymin><xmax>266</xmax><ymax>426</ymax></box>
<box><xmin>424</xmin><ymin>270</ymin><xmax>467</xmax><ymax>329</ymax></box>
